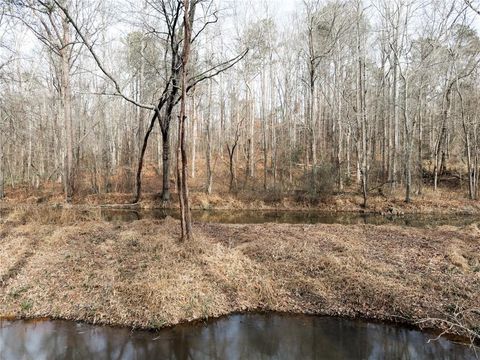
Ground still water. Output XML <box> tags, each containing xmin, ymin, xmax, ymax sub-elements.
<box><xmin>100</xmin><ymin>208</ymin><xmax>480</xmax><ymax>228</ymax></box>
<box><xmin>1</xmin><ymin>207</ymin><xmax>478</xmax><ymax>228</ymax></box>
<box><xmin>0</xmin><ymin>314</ymin><xmax>476</xmax><ymax>360</ymax></box>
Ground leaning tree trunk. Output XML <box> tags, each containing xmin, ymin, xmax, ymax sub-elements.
<box><xmin>133</xmin><ymin>112</ymin><xmax>158</xmax><ymax>203</ymax></box>
<box><xmin>133</xmin><ymin>78</ymin><xmax>178</xmax><ymax>204</ymax></box>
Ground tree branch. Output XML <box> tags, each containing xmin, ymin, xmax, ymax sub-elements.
<box><xmin>464</xmin><ymin>0</ymin><xmax>480</xmax><ymax>15</ymax></box>
<box><xmin>52</xmin><ymin>0</ymin><xmax>156</xmax><ymax>111</ymax></box>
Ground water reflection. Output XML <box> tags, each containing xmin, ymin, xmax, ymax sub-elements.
<box><xmin>101</xmin><ymin>208</ymin><xmax>480</xmax><ymax>228</ymax></box>
<box><xmin>0</xmin><ymin>315</ymin><xmax>476</xmax><ymax>359</ymax></box>
<box><xmin>0</xmin><ymin>206</ymin><xmax>477</xmax><ymax>228</ymax></box>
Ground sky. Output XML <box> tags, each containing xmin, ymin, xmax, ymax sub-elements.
<box><xmin>2</xmin><ymin>0</ymin><xmax>480</xmax><ymax>69</ymax></box>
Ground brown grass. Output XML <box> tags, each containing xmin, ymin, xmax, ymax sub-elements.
<box><xmin>0</xmin><ymin>214</ymin><xmax>478</xmax><ymax>340</ymax></box>
<box><xmin>2</xmin><ymin>205</ymin><xmax>102</xmax><ymax>225</ymax></box>
<box><xmin>2</xmin><ymin>161</ymin><xmax>480</xmax><ymax>215</ymax></box>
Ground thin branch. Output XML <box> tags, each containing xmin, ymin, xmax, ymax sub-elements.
<box><xmin>52</xmin><ymin>0</ymin><xmax>156</xmax><ymax>111</ymax></box>
<box><xmin>464</xmin><ymin>0</ymin><xmax>480</xmax><ymax>15</ymax></box>
<box><xmin>186</xmin><ymin>49</ymin><xmax>249</xmax><ymax>92</ymax></box>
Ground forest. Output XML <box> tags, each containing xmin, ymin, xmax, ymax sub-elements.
<box><xmin>0</xmin><ymin>0</ymin><xmax>479</xmax><ymax>357</ymax></box>
<box><xmin>0</xmin><ymin>0</ymin><xmax>479</xmax><ymax>213</ymax></box>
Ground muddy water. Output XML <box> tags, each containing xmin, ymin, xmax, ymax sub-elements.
<box><xmin>100</xmin><ymin>208</ymin><xmax>479</xmax><ymax>228</ymax></box>
<box><xmin>0</xmin><ymin>314</ymin><xmax>476</xmax><ymax>360</ymax></box>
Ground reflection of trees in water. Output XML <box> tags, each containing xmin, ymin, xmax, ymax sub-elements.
<box><xmin>0</xmin><ymin>322</ymin><xmax>32</xmax><ymax>359</ymax></box>
<box><xmin>0</xmin><ymin>321</ymin><xmax>160</xmax><ymax>360</ymax></box>
<box><xmin>96</xmin><ymin>208</ymin><xmax>479</xmax><ymax>228</ymax></box>
<box><xmin>304</xmin><ymin>317</ymin><xmax>371</xmax><ymax>359</ymax></box>
<box><xmin>239</xmin><ymin>315</ymin><xmax>281</xmax><ymax>358</ymax></box>
<box><xmin>0</xmin><ymin>322</ymin><xmax>90</xmax><ymax>359</ymax></box>
<box><xmin>0</xmin><ymin>316</ymin><xmax>475</xmax><ymax>359</ymax></box>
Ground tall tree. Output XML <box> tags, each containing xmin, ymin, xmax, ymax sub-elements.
<box><xmin>177</xmin><ymin>0</ymin><xmax>194</xmax><ymax>240</ymax></box>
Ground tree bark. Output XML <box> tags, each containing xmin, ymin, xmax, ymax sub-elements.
<box><xmin>134</xmin><ymin>113</ymin><xmax>158</xmax><ymax>203</ymax></box>
<box><xmin>60</xmin><ymin>10</ymin><xmax>74</xmax><ymax>203</ymax></box>
<box><xmin>205</xmin><ymin>81</ymin><xmax>213</xmax><ymax>194</ymax></box>
<box><xmin>177</xmin><ymin>0</ymin><xmax>194</xmax><ymax>241</ymax></box>
<box><xmin>0</xmin><ymin>120</ymin><xmax>4</xmax><ymax>199</ymax></box>
<box><xmin>434</xmin><ymin>81</ymin><xmax>454</xmax><ymax>191</ymax></box>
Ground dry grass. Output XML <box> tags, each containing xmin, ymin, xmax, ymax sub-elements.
<box><xmin>105</xmin><ymin>187</ymin><xmax>480</xmax><ymax>215</ymax></box>
<box><xmin>0</xmin><ymin>214</ymin><xmax>478</xmax><ymax>340</ymax></box>
<box><xmin>2</xmin><ymin>162</ymin><xmax>480</xmax><ymax>215</ymax></box>
<box><xmin>2</xmin><ymin>205</ymin><xmax>102</xmax><ymax>226</ymax></box>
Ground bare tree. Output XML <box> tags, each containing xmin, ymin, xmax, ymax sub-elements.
<box><xmin>8</xmin><ymin>0</ymin><xmax>82</xmax><ymax>202</ymax></box>
<box><xmin>176</xmin><ymin>0</ymin><xmax>194</xmax><ymax>240</ymax></box>
<box><xmin>1</xmin><ymin>0</ymin><xmax>480</xmax><ymax>213</ymax></box>
<box><xmin>226</xmin><ymin>113</ymin><xmax>243</xmax><ymax>192</ymax></box>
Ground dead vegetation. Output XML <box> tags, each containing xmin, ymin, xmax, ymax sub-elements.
<box><xmin>1</xmin><ymin>205</ymin><xmax>103</xmax><ymax>226</ymax></box>
<box><xmin>0</xmin><ymin>213</ymin><xmax>478</xmax><ymax>342</ymax></box>
<box><xmin>2</xmin><ymin>181</ymin><xmax>480</xmax><ymax>217</ymax></box>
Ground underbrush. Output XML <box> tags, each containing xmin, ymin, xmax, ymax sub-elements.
<box><xmin>2</xmin><ymin>206</ymin><xmax>102</xmax><ymax>226</ymax></box>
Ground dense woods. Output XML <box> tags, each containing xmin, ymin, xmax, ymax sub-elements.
<box><xmin>0</xmin><ymin>0</ymin><xmax>480</xmax><ymax>208</ymax></box>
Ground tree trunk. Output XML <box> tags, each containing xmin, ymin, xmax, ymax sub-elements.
<box><xmin>227</xmin><ymin>144</ymin><xmax>237</xmax><ymax>192</ymax></box>
<box><xmin>191</xmin><ymin>90</ymin><xmax>197</xmax><ymax>178</ymax></box>
<box><xmin>134</xmin><ymin>34</ymin><xmax>146</xmax><ymax>196</ymax></box>
<box><xmin>458</xmin><ymin>86</ymin><xmax>476</xmax><ymax>200</ymax></box>
<box><xmin>205</xmin><ymin>81</ymin><xmax>213</xmax><ymax>194</ymax></box>
<box><xmin>434</xmin><ymin>81</ymin><xmax>454</xmax><ymax>191</ymax></box>
<box><xmin>177</xmin><ymin>0</ymin><xmax>194</xmax><ymax>241</ymax></box>
<box><xmin>261</xmin><ymin>68</ymin><xmax>268</xmax><ymax>190</ymax></box>
<box><xmin>60</xmin><ymin>11</ymin><xmax>74</xmax><ymax>203</ymax></box>
<box><xmin>247</xmin><ymin>83</ymin><xmax>254</xmax><ymax>178</ymax></box>
<box><xmin>391</xmin><ymin>53</ymin><xmax>398</xmax><ymax>189</ymax></box>
<box><xmin>356</xmin><ymin>2</ymin><xmax>368</xmax><ymax>208</ymax></box>
<box><xmin>206</xmin><ymin>121</ymin><xmax>212</xmax><ymax>194</ymax></box>
<box><xmin>403</xmin><ymin>78</ymin><xmax>412</xmax><ymax>204</ymax></box>
<box><xmin>0</xmin><ymin>124</ymin><xmax>4</xmax><ymax>199</ymax></box>
<box><xmin>161</xmin><ymin>129</ymin><xmax>171</xmax><ymax>201</ymax></box>
<box><xmin>134</xmin><ymin>113</ymin><xmax>158</xmax><ymax>203</ymax></box>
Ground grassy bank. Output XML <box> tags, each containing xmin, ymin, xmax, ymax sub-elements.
<box><xmin>2</xmin><ymin>181</ymin><xmax>480</xmax><ymax>216</ymax></box>
<box><xmin>0</xmin><ymin>213</ymin><xmax>479</xmax><ymax>342</ymax></box>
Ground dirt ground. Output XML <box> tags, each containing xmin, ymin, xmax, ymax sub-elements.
<box><xmin>0</xmin><ymin>209</ymin><xmax>479</xmax><ymax>343</ymax></box>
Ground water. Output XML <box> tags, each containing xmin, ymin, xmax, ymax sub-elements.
<box><xmin>0</xmin><ymin>206</ymin><xmax>478</xmax><ymax>227</ymax></box>
<box><xmin>0</xmin><ymin>314</ymin><xmax>476</xmax><ymax>360</ymax></box>
<box><xmin>1</xmin><ymin>208</ymin><xmax>478</xmax><ymax>358</ymax></box>
<box><xmin>100</xmin><ymin>208</ymin><xmax>479</xmax><ymax>228</ymax></box>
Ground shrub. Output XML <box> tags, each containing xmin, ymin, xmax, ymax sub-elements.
<box><xmin>299</xmin><ymin>162</ymin><xmax>336</xmax><ymax>203</ymax></box>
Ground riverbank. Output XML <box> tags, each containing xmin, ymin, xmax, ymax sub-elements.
<box><xmin>2</xmin><ymin>185</ymin><xmax>480</xmax><ymax>216</ymax></box>
<box><xmin>0</xmin><ymin>212</ymin><xmax>479</xmax><ymax>342</ymax></box>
